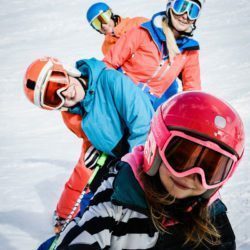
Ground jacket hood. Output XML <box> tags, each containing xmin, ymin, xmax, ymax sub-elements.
<box><xmin>75</xmin><ymin>58</ymin><xmax>106</xmax><ymax>112</ymax></box>
<box><xmin>121</xmin><ymin>145</ymin><xmax>145</xmax><ymax>190</ymax></box>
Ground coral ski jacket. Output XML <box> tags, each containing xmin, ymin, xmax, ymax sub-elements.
<box><xmin>56</xmin><ymin>58</ymin><xmax>153</xmax><ymax>218</ymax></box>
<box><xmin>103</xmin><ymin>12</ymin><xmax>201</xmax><ymax>97</ymax></box>
<box><xmin>102</xmin><ymin>16</ymin><xmax>148</xmax><ymax>55</ymax></box>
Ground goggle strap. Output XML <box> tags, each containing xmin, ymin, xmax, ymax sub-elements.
<box><xmin>34</xmin><ymin>60</ymin><xmax>53</xmax><ymax>107</ymax></box>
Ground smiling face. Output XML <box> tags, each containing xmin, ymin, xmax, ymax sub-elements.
<box><xmin>170</xmin><ymin>9</ymin><xmax>195</xmax><ymax>34</ymax></box>
<box><xmin>159</xmin><ymin>162</ymin><xmax>207</xmax><ymax>199</ymax></box>
<box><xmin>61</xmin><ymin>76</ymin><xmax>85</xmax><ymax>107</ymax></box>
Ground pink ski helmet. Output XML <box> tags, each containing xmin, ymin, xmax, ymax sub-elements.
<box><xmin>143</xmin><ymin>91</ymin><xmax>245</xmax><ymax>195</ymax></box>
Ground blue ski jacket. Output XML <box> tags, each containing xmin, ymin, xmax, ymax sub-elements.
<box><xmin>69</xmin><ymin>58</ymin><xmax>154</xmax><ymax>157</ymax></box>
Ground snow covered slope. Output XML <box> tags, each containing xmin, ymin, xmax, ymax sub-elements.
<box><xmin>0</xmin><ymin>0</ymin><xmax>249</xmax><ymax>249</ymax></box>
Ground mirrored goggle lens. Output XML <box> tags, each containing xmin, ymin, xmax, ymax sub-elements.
<box><xmin>165</xmin><ymin>136</ymin><xmax>234</xmax><ymax>185</ymax></box>
<box><xmin>43</xmin><ymin>72</ymin><xmax>68</xmax><ymax>108</ymax></box>
<box><xmin>91</xmin><ymin>18</ymin><xmax>102</xmax><ymax>30</ymax></box>
<box><xmin>100</xmin><ymin>9</ymin><xmax>112</xmax><ymax>23</ymax></box>
<box><xmin>173</xmin><ymin>0</ymin><xmax>200</xmax><ymax>20</ymax></box>
<box><xmin>188</xmin><ymin>3</ymin><xmax>200</xmax><ymax>19</ymax></box>
<box><xmin>91</xmin><ymin>9</ymin><xmax>112</xmax><ymax>30</ymax></box>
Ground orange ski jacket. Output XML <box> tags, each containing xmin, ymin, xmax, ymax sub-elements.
<box><xmin>103</xmin><ymin>12</ymin><xmax>201</xmax><ymax>97</ymax></box>
<box><xmin>102</xmin><ymin>16</ymin><xmax>148</xmax><ymax>55</ymax></box>
<box><xmin>56</xmin><ymin>112</ymin><xmax>92</xmax><ymax>219</ymax></box>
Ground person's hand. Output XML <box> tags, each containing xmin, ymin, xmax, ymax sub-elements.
<box><xmin>53</xmin><ymin>211</ymin><xmax>66</xmax><ymax>234</ymax></box>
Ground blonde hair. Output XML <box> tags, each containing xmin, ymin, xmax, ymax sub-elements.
<box><xmin>162</xmin><ymin>17</ymin><xmax>180</xmax><ymax>64</ymax></box>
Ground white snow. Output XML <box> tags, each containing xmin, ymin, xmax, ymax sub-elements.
<box><xmin>0</xmin><ymin>0</ymin><xmax>249</xmax><ymax>249</ymax></box>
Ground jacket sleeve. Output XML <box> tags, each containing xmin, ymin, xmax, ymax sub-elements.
<box><xmin>107</xmin><ymin>70</ymin><xmax>154</xmax><ymax>151</ymax></box>
<box><xmin>56</xmin><ymin>113</ymin><xmax>93</xmax><ymax>219</ymax></box>
<box><xmin>181</xmin><ymin>50</ymin><xmax>201</xmax><ymax>91</ymax></box>
<box><xmin>103</xmin><ymin>27</ymin><xmax>145</xmax><ymax>69</ymax></box>
<box><xmin>56</xmin><ymin>141</ymin><xmax>92</xmax><ymax>219</ymax></box>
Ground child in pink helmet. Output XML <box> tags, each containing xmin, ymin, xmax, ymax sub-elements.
<box><xmin>55</xmin><ymin>91</ymin><xmax>244</xmax><ymax>249</ymax></box>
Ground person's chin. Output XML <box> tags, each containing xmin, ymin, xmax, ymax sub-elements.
<box><xmin>169</xmin><ymin>188</ymin><xmax>190</xmax><ymax>199</ymax></box>
<box><xmin>176</xmin><ymin>25</ymin><xmax>188</xmax><ymax>32</ymax></box>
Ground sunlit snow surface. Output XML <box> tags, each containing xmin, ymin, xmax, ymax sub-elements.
<box><xmin>0</xmin><ymin>0</ymin><xmax>250</xmax><ymax>249</ymax></box>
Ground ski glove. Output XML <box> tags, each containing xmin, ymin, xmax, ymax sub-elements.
<box><xmin>84</xmin><ymin>145</ymin><xmax>100</xmax><ymax>169</ymax></box>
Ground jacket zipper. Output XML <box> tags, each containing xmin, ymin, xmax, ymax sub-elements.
<box><xmin>157</xmin><ymin>62</ymin><xmax>171</xmax><ymax>81</ymax></box>
<box><xmin>145</xmin><ymin>59</ymin><xmax>165</xmax><ymax>86</ymax></box>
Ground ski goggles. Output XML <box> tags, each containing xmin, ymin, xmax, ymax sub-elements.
<box><xmin>172</xmin><ymin>0</ymin><xmax>201</xmax><ymax>20</ymax></box>
<box><xmin>91</xmin><ymin>9</ymin><xmax>112</xmax><ymax>31</ymax></box>
<box><xmin>40</xmin><ymin>65</ymin><xmax>70</xmax><ymax>110</ymax></box>
<box><xmin>158</xmin><ymin>131</ymin><xmax>238</xmax><ymax>189</ymax></box>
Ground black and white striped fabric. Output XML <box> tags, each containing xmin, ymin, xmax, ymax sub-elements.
<box><xmin>84</xmin><ymin>145</ymin><xmax>100</xmax><ymax>169</ymax></box>
<box><xmin>56</xmin><ymin>166</ymin><xmax>159</xmax><ymax>250</ymax></box>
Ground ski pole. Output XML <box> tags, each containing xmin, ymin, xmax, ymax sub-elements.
<box><xmin>49</xmin><ymin>152</ymin><xmax>108</xmax><ymax>250</ymax></box>
<box><xmin>61</xmin><ymin>152</ymin><xmax>108</xmax><ymax>232</ymax></box>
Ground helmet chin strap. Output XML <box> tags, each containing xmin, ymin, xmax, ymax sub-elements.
<box><xmin>167</xmin><ymin>10</ymin><xmax>196</xmax><ymax>37</ymax></box>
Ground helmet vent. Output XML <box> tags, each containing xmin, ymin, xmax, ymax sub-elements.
<box><xmin>26</xmin><ymin>79</ymin><xmax>36</xmax><ymax>90</ymax></box>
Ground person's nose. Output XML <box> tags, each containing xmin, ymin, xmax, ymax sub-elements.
<box><xmin>61</xmin><ymin>88</ymin><xmax>70</xmax><ymax>98</ymax></box>
<box><xmin>187</xmin><ymin>173</ymin><xmax>199</xmax><ymax>181</ymax></box>
<box><xmin>101</xmin><ymin>23</ymin><xmax>109</xmax><ymax>31</ymax></box>
<box><xmin>182</xmin><ymin>12</ymin><xmax>188</xmax><ymax>20</ymax></box>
